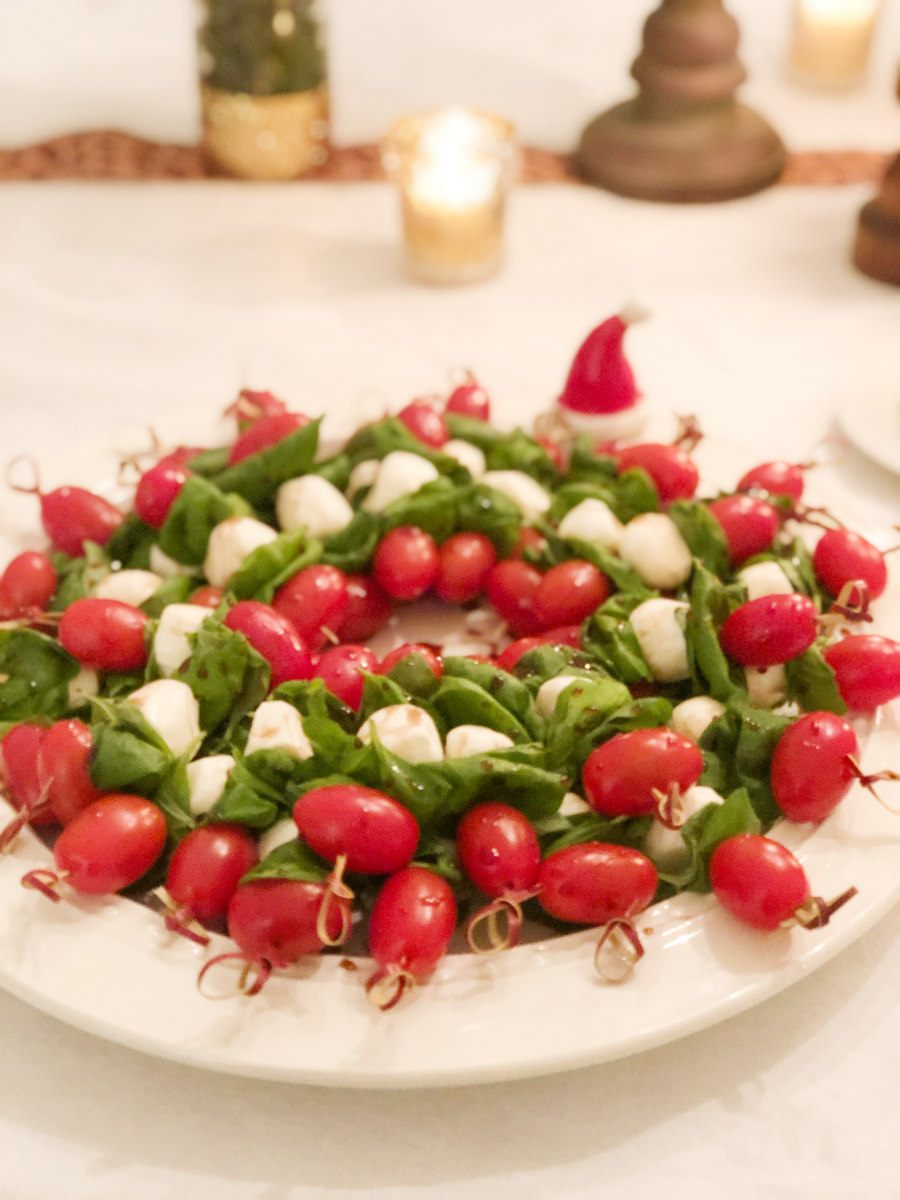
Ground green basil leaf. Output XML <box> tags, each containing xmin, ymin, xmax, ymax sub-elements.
<box><xmin>141</xmin><ymin>574</ymin><xmax>195</xmax><ymax>617</ymax></box>
<box><xmin>227</xmin><ymin>529</ymin><xmax>322</xmax><ymax>602</ymax></box>
<box><xmin>0</xmin><ymin>629</ymin><xmax>80</xmax><ymax>722</ymax></box>
<box><xmin>51</xmin><ymin>543</ymin><xmax>110</xmax><ymax>610</ymax></box>
<box><xmin>668</xmin><ymin>500</ymin><xmax>731</xmax><ymax>579</ymax></box>
<box><xmin>384</xmin><ymin>651</ymin><xmax>443</xmax><ymax>701</ymax></box>
<box><xmin>175</xmin><ymin>621</ymin><xmax>270</xmax><ymax>740</ymax></box>
<box><xmin>428</xmin><ymin>675</ymin><xmax>531</xmax><ymax>742</ymax></box>
<box><xmin>382</xmin><ymin>477</ymin><xmax>458</xmax><ymax>541</ymax></box>
<box><xmin>152</xmin><ymin>761</ymin><xmax>196</xmax><ymax>841</ymax></box>
<box><xmin>453</xmin><ymin>482</ymin><xmax>522</xmax><ymax>556</ymax></box>
<box><xmin>343</xmin><ymin>418</ymin><xmax>464</xmax><ymax>478</ymax></box>
<box><xmin>411</xmin><ymin>832</ymin><xmax>466</xmax><ymax>886</ymax></box>
<box><xmin>157</xmin><ymin>475</ymin><xmax>254</xmax><ymax>565</ymax></box>
<box><xmin>242</xmin><ymin>838</ymin><xmax>331</xmax><ymax>884</ymax></box>
<box><xmin>698</xmin><ymin>695</ymin><xmax>791</xmax><ymax>827</ymax></box>
<box><xmin>536</xmin><ymin>811</ymin><xmax>652</xmax><ymax>856</ymax></box>
<box><xmin>358</xmin><ymin>673</ymin><xmax>411</xmax><ymax>721</ymax></box>
<box><xmin>209</xmin><ymin>754</ymin><xmax>284</xmax><ymax>828</ymax></box>
<box><xmin>579</xmin><ymin>593</ymin><xmax>654</xmax><ymax>685</ymax></box>
<box><xmin>209</xmin><ymin>419</ymin><xmax>321</xmax><ymax>510</ymax></box>
<box><xmin>542</xmin><ymin>674</ymin><xmax>633</xmax><ymax>776</ymax></box>
<box><xmin>442</xmin><ymin>657</ymin><xmax>540</xmax><ymax>738</ymax></box>
<box><xmin>444</xmin><ymin>415</ymin><xmax>559</xmax><ymax>485</ymax></box>
<box><xmin>273</xmin><ymin>677</ymin><xmax>358</xmax><ymax>736</ymax></box>
<box><xmin>105</xmin><ymin>513</ymin><xmax>157</xmax><ymax>570</ymax></box>
<box><xmin>785</xmin><ymin>646</ymin><xmax>847</xmax><ymax>715</ymax></box>
<box><xmin>320</xmin><ymin>511</ymin><xmax>384</xmax><ymax>573</ymax></box>
<box><xmin>182</xmin><ymin>445</ymin><xmax>231</xmax><ymax>477</ymax></box>
<box><xmin>684</xmin><ymin>562</ymin><xmax>742</xmax><ymax>702</ymax></box>
<box><xmin>88</xmin><ymin>697</ymin><xmax>175</xmax><ymax>796</ymax></box>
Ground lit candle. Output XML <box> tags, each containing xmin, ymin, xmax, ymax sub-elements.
<box><xmin>789</xmin><ymin>0</ymin><xmax>883</xmax><ymax>89</ymax></box>
<box><xmin>381</xmin><ymin>108</ymin><xmax>518</xmax><ymax>284</ymax></box>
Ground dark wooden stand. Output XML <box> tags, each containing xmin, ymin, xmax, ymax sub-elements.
<box><xmin>852</xmin><ymin>73</ymin><xmax>900</xmax><ymax>287</ymax></box>
<box><xmin>577</xmin><ymin>0</ymin><xmax>786</xmax><ymax>203</ymax></box>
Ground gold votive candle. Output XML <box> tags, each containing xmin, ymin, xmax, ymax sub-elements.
<box><xmin>789</xmin><ymin>0</ymin><xmax>882</xmax><ymax>89</ymax></box>
<box><xmin>381</xmin><ymin>108</ymin><xmax>518</xmax><ymax>285</ymax></box>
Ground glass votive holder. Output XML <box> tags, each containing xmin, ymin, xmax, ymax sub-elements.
<box><xmin>381</xmin><ymin>108</ymin><xmax>518</xmax><ymax>285</ymax></box>
<box><xmin>789</xmin><ymin>0</ymin><xmax>883</xmax><ymax>89</ymax></box>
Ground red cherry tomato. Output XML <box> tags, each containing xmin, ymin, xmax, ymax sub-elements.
<box><xmin>456</xmin><ymin>803</ymin><xmax>540</xmax><ymax>897</ymax></box>
<box><xmin>445</xmin><ymin>376</ymin><xmax>491</xmax><ymax>421</ymax></box>
<box><xmin>378</xmin><ymin>642</ymin><xmax>443</xmax><ymax>679</ymax></box>
<box><xmin>39</xmin><ymin>486</ymin><xmax>124</xmax><ymax>557</ymax></box>
<box><xmin>507</xmin><ymin>527</ymin><xmax>548</xmax><ymax>561</ymax></box>
<box><xmin>823</xmin><ymin>635</ymin><xmax>900</xmax><ymax>711</ymax></box>
<box><xmin>770</xmin><ymin>711</ymin><xmax>859</xmax><ymax>823</ymax></box>
<box><xmin>434</xmin><ymin>532</ymin><xmax>497</xmax><ymax>603</ymax></box>
<box><xmin>615</xmin><ymin>443</ymin><xmax>699</xmax><ymax>503</ymax></box>
<box><xmin>224</xmin><ymin>600</ymin><xmax>314</xmax><ymax>688</ymax></box>
<box><xmin>226</xmin><ymin>388</ymin><xmax>288</xmax><ymax>431</ymax></box>
<box><xmin>737</xmin><ymin>460</ymin><xmax>806</xmax><ymax>503</ymax></box>
<box><xmin>315</xmin><ymin>643</ymin><xmax>378</xmax><ymax>709</ymax></box>
<box><xmin>337</xmin><ymin>574</ymin><xmax>392</xmax><ymax>641</ymax></box>
<box><xmin>272</xmin><ymin>564</ymin><xmax>350</xmax><ymax>650</ymax></box>
<box><xmin>583</xmin><ymin>728</ymin><xmax>703</xmax><ymax>818</ymax></box>
<box><xmin>293</xmin><ymin>784</ymin><xmax>419</xmax><ymax>875</ymax></box>
<box><xmin>58</xmin><ymin>597</ymin><xmax>149</xmax><ymax>672</ymax></box>
<box><xmin>165</xmin><ymin>823</ymin><xmax>259</xmax><ymax>922</ymax></box>
<box><xmin>372</xmin><ymin>526</ymin><xmax>439</xmax><ymax>601</ymax></box>
<box><xmin>707</xmin><ymin>495</ymin><xmax>780</xmax><ymax>567</ymax></box>
<box><xmin>533</xmin><ymin>560</ymin><xmax>610</xmax><ymax>627</ymax></box>
<box><xmin>38</xmin><ymin>719</ymin><xmax>104</xmax><ymax>826</ymax></box>
<box><xmin>718</xmin><ymin>593</ymin><xmax>818</xmax><ymax>667</ymax></box>
<box><xmin>53</xmin><ymin>794</ymin><xmax>167</xmax><ymax>894</ymax></box>
<box><xmin>538</xmin><ymin>842</ymin><xmax>658</xmax><ymax>925</ymax></box>
<box><xmin>813</xmin><ymin>528</ymin><xmax>888</xmax><ymax>601</ymax></box>
<box><xmin>486</xmin><ymin>559</ymin><xmax>544</xmax><ymax>637</ymax></box>
<box><xmin>396</xmin><ymin>401</ymin><xmax>449</xmax><ymax>448</ymax></box>
<box><xmin>134</xmin><ymin>462</ymin><xmax>189</xmax><ymax>529</ymax></box>
<box><xmin>189</xmin><ymin>585</ymin><xmax>225</xmax><ymax>609</ymax></box>
<box><xmin>1</xmin><ymin>723</ymin><xmax>50</xmax><ymax>814</ymax></box>
<box><xmin>228</xmin><ymin>412</ymin><xmax>310</xmax><ymax>465</ymax></box>
<box><xmin>709</xmin><ymin>834</ymin><xmax>809</xmax><ymax>931</ymax></box>
<box><xmin>0</xmin><ymin>551</ymin><xmax>57</xmax><ymax>620</ymax></box>
<box><xmin>226</xmin><ymin>878</ymin><xmax>348</xmax><ymax>968</ymax></box>
<box><xmin>368</xmin><ymin>866</ymin><xmax>457</xmax><ymax>981</ymax></box>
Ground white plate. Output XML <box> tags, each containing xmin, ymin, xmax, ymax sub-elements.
<box><xmin>0</xmin><ymin>430</ymin><xmax>898</xmax><ymax>1089</ymax></box>
<box><xmin>836</xmin><ymin>389</ymin><xmax>900</xmax><ymax>476</ymax></box>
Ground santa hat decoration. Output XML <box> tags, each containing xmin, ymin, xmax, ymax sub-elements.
<box><xmin>556</xmin><ymin>308</ymin><xmax>647</xmax><ymax>438</ymax></box>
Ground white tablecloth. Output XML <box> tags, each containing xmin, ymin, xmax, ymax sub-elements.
<box><xmin>0</xmin><ymin>180</ymin><xmax>897</xmax><ymax>1199</ymax></box>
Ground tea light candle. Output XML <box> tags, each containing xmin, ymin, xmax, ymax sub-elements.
<box><xmin>789</xmin><ymin>0</ymin><xmax>883</xmax><ymax>89</ymax></box>
<box><xmin>382</xmin><ymin>108</ymin><xmax>518</xmax><ymax>285</ymax></box>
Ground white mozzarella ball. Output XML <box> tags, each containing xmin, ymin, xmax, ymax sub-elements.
<box><xmin>358</xmin><ymin>704</ymin><xmax>444</xmax><ymax>763</ymax></box>
<box><xmin>153</xmin><ymin>603</ymin><xmax>208</xmax><ymax>677</ymax></box>
<box><xmin>275</xmin><ymin>474</ymin><xmax>354</xmax><ymax>538</ymax></box>
<box><xmin>643</xmin><ymin>784</ymin><xmax>724</xmax><ymax>872</ymax></box>
<box><xmin>94</xmin><ymin>569</ymin><xmax>162</xmax><ymax>608</ymax></box>
<box><xmin>745</xmin><ymin>663</ymin><xmax>787</xmax><ymax>709</ymax></box>
<box><xmin>618</xmin><ymin>513</ymin><xmax>693</xmax><ymax>590</ymax></box>
<box><xmin>203</xmin><ymin>517</ymin><xmax>278</xmax><ymax>589</ymax></box>
<box><xmin>444</xmin><ymin>724</ymin><xmax>515</xmax><ymax>758</ymax></box>
<box><xmin>245</xmin><ymin>700</ymin><xmax>313</xmax><ymax>760</ymax></box>
<box><xmin>480</xmin><ymin>470</ymin><xmax>552</xmax><ymax>521</ymax></box>
<box><xmin>629</xmin><ymin>597</ymin><xmax>691</xmax><ymax>683</ymax></box>
<box><xmin>738</xmin><ymin>561</ymin><xmax>795</xmax><ymax>602</ymax></box>
<box><xmin>559</xmin><ymin>790</ymin><xmax>592</xmax><ymax>815</ymax></box>
<box><xmin>149</xmin><ymin>544</ymin><xmax>198</xmax><ymax>577</ymax></box>
<box><xmin>669</xmin><ymin>695</ymin><xmax>726</xmax><ymax>744</ymax></box>
<box><xmin>535</xmin><ymin>674</ymin><xmax>584</xmax><ymax>718</ymax></box>
<box><xmin>185</xmin><ymin>754</ymin><xmax>235</xmax><ymax>816</ymax></box>
<box><xmin>557</xmin><ymin>498</ymin><xmax>624</xmax><ymax>551</ymax></box>
<box><xmin>345</xmin><ymin>458</ymin><xmax>380</xmax><ymax>499</ymax></box>
<box><xmin>361</xmin><ymin>451</ymin><xmax>440</xmax><ymax>514</ymax></box>
<box><xmin>67</xmin><ymin>665</ymin><xmax>99</xmax><ymax>708</ymax></box>
<box><xmin>257</xmin><ymin>817</ymin><xmax>300</xmax><ymax>860</ymax></box>
<box><xmin>127</xmin><ymin>679</ymin><xmax>202</xmax><ymax>759</ymax></box>
<box><xmin>442</xmin><ymin>439</ymin><xmax>486</xmax><ymax>479</ymax></box>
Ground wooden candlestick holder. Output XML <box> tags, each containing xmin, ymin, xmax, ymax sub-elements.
<box><xmin>577</xmin><ymin>0</ymin><xmax>786</xmax><ymax>203</ymax></box>
<box><xmin>852</xmin><ymin>72</ymin><xmax>900</xmax><ymax>287</ymax></box>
